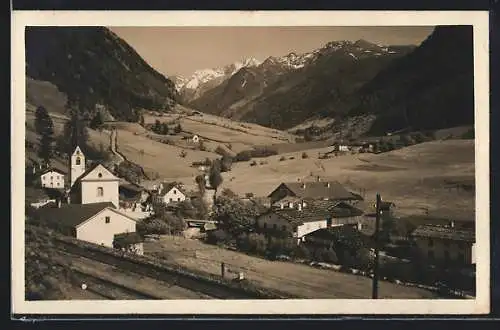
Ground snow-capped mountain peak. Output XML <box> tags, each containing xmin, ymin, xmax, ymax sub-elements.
<box><xmin>175</xmin><ymin>57</ymin><xmax>261</xmax><ymax>91</ymax></box>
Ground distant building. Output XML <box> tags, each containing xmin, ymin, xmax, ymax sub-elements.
<box><xmin>411</xmin><ymin>223</ymin><xmax>476</xmax><ymax>266</ymax></box>
<box><xmin>192</xmin><ymin>135</ymin><xmax>200</xmax><ymax>143</ymax></box>
<box><xmin>152</xmin><ymin>182</ymin><xmax>187</xmax><ymax>205</ymax></box>
<box><xmin>35</xmin><ymin>202</ymin><xmax>138</xmax><ymax>248</ymax></box>
<box><xmin>39</xmin><ymin>168</ymin><xmax>66</xmax><ymax>189</ymax></box>
<box><xmin>267</xmin><ymin>180</ymin><xmax>362</xmax><ymax>205</ymax></box>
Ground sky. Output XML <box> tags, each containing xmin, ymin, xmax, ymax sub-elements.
<box><xmin>109</xmin><ymin>26</ymin><xmax>435</xmax><ymax>78</ymax></box>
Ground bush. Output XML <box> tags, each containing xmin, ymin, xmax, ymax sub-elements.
<box><xmin>206</xmin><ymin>229</ymin><xmax>230</xmax><ymax>245</ymax></box>
<box><xmin>250</xmin><ymin>146</ymin><xmax>278</xmax><ymax>158</ymax></box>
<box><xmin>220</xmin><ymin>155</ymin><xmax>233</xmax><ymax>172</ymax></box>
<box><xmin>246</xmin><ymin>233</ymin><xmax>268</xmax><ymax>255</ymax></box>
<box><xmin>292</xmin><ymin>244</ymin><xmax>311</xmax><ymax>260</ymax></box>
<box><xmin>234</xmin><ymin>150</ymin><xmax>252</xmax><ymax>162</ymax></box>
<box><xmin>301</xmin><ymin>152</ymin><xmax>309</xmax><ymax>159</ymax></box>
<box><xmin>322</xmin><ymin>248</ymin><xmax>339</xmax><ymax>264</ymax></box>
<box><xmin>137</xmin><ymin>219</ymin><xmax>170</xmax><ymax>235</ymax></box>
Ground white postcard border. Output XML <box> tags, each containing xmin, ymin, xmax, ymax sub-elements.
<box><xmin>11</xmin><ymin>10</ymin><xmax>490</xmax><ymax>315</ymax></box>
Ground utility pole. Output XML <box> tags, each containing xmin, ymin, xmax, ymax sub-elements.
<box><xmin>372</xmin><ymin>193</ymin><xmax>382</xmax><ymax>299</ymax></box>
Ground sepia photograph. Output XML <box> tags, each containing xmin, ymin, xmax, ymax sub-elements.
<box><xmin>11</xmin><ymin>11</ymin><xmax>490</xmax><ymax>315</ymax></box>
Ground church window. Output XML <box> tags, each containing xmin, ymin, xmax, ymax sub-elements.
<box><xmin>76</xmin><ymin>157</ymin><xmax>81</xmax><ymax>165</ymax></box>
<box><xmin>105</xmin><ymin>216</ymin><xmax>110</xmax><ymax>224</ymax></box>
<box><xmin>97</xmin><ymin>187</ymin><xmax>104</xmax><ymax>196</ymax></box>
<box><xmin>98</xmin><ymin>173</ymin><xmax>103</xmax><ymax>178</ymax></box>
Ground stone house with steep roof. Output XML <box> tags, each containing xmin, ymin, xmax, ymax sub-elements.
<box><xmin>411</xmin><ymin>223</ymin><xmax>476</xmax><ymax>266</ymax></box>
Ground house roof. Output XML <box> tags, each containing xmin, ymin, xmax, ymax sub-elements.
<box><xmin>69</xmin><ymin>163</ymin><xmax>118</xmax><ymax>194</ymax></box>
<box><xmin>269</xmin><ymin>181</ymin><xmax>357</xmax><ymax>201</ymax></box>
<box><xmin>158</xmin><ymin>182</ymin><xmax>187</xmax><ymax>196</ymax></box>
<box><xmin>35</xmin><ymin>202</ymin><xmax>115</xmax><ymax>229</ymax></box>
<box><xmin>266</xmin><ymin>200</ymin><xmax>364</xmax><ymax>226</ymax></box>
<box><xmin>411</xmin><ymin>225</ymin><xmax>475</xmax><ymax>242</ymax></box>
<box><xmin>271</xmin><ymin>207</ymin><xmax>330</xmax><ymax>226</ymax></box>
<box><xmin>40</xmin><ymin>168</ymin><xmax>66</xmax><ymax>176</ymax></box>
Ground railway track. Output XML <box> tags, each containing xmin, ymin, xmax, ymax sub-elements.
<box><xmin>27</xmin><ymin>225</ymin><xmax>297</xmax><ymax>299</ymax></box>
<box><xmin>67</xmin><ymin>269</ymin><xmax>159</xmax><ymax>300</ymax></box>
<box><xmin>48</xmin><ymin>237</ymin><xmax>282</xmax><ymax>299</ymax></box>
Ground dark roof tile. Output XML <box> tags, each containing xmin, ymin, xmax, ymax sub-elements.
<box><xmin>35</xmin><ymin>202</ymin><xmax>115</xmax><ymax>229</ymax></box>
<box><xmin>411</xmin><ymin>225</ymin><xmax>475</xmax><ymax>242</ymax></box>
<box><xmin>269</xmin><ymin>181</ymin><xmax>357</xmax><ymax>201</ymax></box>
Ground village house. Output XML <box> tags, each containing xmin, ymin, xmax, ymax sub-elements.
<box><xmin>39</xmin><ymin>168</ymin><xmax>66</xmax><ymax>189</ymax></box>
<box><xmin>256</xmin><ymin>199</ymin><xmax>365</xmax><ymax>244</ymax></box>
<box><xmin>411</xmin><ymin>222</ymin><xmax>476</xmax><ymax>266</ymax></box>
<box><xmin>152</xmin><ymin>182</ymin><xmax>187</xmax><ymax>205</ymax></box>
<box><xmin>191</xmin><ymin>134</ymin><xmax>200</xmax><ymax>143</ymax></box>
<box><xmin>35</xmin><ymin>201</ymin><xmax>138</xmax><ymax>248</ymax></box>
<box><xmin>267</xmin><ymin>179</ymin><xmax>362</xmax><ymax>205</ymax></box>
<box><xmin>118</xmin><ymin>181</ymin><xmax>153</xmax><ymax>219</ymax></box>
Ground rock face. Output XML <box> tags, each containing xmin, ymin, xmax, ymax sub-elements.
<box><xmin>25</xmin><ymin>26</ymin><xmax>178</xmax><ymax>121</ymax></box>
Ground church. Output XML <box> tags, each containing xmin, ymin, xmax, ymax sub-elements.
<box><xmin>35</xmin><ymin>146</ymin><xmax>142</xmax><ymax>252</ymax></box>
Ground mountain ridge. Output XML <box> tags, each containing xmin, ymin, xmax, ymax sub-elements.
<box><xmin>188</xmin><ymin>38</ymin><xmax>415</xmax><ymax>129</ymax></box>
<box><xmin>25</xmin><ymin>26</ymin><xmax>178</xmax><ymax>121</ymax></box>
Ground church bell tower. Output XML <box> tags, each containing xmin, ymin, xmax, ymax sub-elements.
<box><xmin>70</xmin><ymin>146</ymin><xmax>86</xmax><ymax>188</ymax></box>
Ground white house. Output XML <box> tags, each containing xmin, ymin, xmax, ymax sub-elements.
<box><xmin>256</xmin><ymin>203</ymin><xmax>328</xmax><ymax>244</ymax></box>
<box><xmin>153</xmin><ymin>182</ymin><xmax>187</xmax><ymax>205</ymax></box>
<box><xmin>70</xmin><ymin>163</ymin><xmax>120</xmax><ymax>209</ymax></box>
<box><xmin>39</xmin><ymin>168</ymin><xmax>66</xmax><ymax>189</ymax></box>
<box><xmin>35</xmin><ymin>202</ymin><xmax>138</xmax><ymax>248</ymax></box>
<box><xmin>192</xmin><ymin>135</ymin><xmax>200</xmax><ymax>143</ymax></box>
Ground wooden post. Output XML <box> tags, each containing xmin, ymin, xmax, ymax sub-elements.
<box><xmin>221</xmin><ymin>262</ymin><xmax>226</xmax><ymax>279</ymax></box>
<box><xmin>372</xmin><ymin>193</ymin><xmax>381</xmax><ymax>299</ymax></box>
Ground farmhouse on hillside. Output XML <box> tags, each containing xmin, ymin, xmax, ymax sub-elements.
<box><xmin>191</xmin><ymin>134</ymin><xmax>200</xmax><ymax>143</ymax></box>
<box><xmin>267</xmin><ymin>179</ymin><xmax>362</xmax><ymax>205</ymax></box>
<box><xmin>38</xmin><ymin>168</ymin><xmax>66</xmax><ymax>189</ymax></box>
<box><xmin>34</xmin><ymin>202</ymin><xmax>138</xmax><ymax>248</ymax></box>
<box><xmin>256</xmin><ymin>199</ymin><xmax>365</xmax><ymax>244</ymax></box>
<box><xmin>152</xmin><ymin>182</ymin><xmax>187</xmax><ymax>205</ymax></box>
<box><xmin>411</xmin><ymin>223</ymin><xmax>476</xmax><ymax>266</ymax></box>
